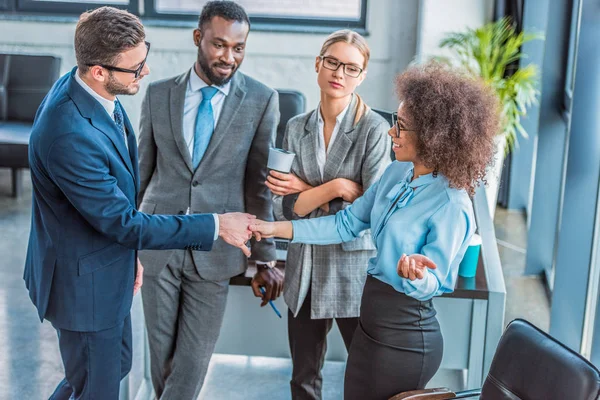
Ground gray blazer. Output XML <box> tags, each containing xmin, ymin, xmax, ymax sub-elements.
<box><xmin>137</xmin><ymin>70</ymin><xmax>278</xmax><ymax>281</ymax></box>
<box><xmin>274</xmin><ymin>95</ymin><xmax>391</xmax><ymax>319</ymax></box>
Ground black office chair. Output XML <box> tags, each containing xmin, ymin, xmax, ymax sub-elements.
<box><xmin>274</xmin><ymin>89</ymin><xmax>306</xmax><ymax>148</ymax></box>
<box><xmin>1</xmin><ymin>54</ymin><xmax>61</xmax><ymax>121</ymax></box>
<box><xmin>390</xmin><ymin>319</ymin><xmax>600</xmax><ymax>400</ymax></box>
<box><xmin>0</xmin><ymin>54</ymin><xmax>61</xmax><ymax>196</ymax></box>
<box><xmin>272</xmin><ymin>89</ymin><xmax>306</xmax><ymax>260</ymax></box>
<box><xmin>371</xmin><ymin>108</ymin><xmax>395</xmax><ymax>162</ymax></box>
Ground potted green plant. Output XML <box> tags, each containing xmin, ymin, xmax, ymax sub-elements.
<box><xmin>439</xmin><ymin>17</ymin><xmax>542</xmax><ymax>215</ymax></box>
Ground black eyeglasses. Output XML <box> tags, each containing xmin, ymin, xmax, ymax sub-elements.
<box><xmin>87</xmin><ymin>41</ymin><xmax>151</xmax><ymax>79</ymax></box>
<box><xmin>391</xmin><ymin>112</ymin><xmax>416</xmax><ymax>138</ymax></box>
<box><xmin>319</xmin><ymin>56</ymin><xmax>364</xmax><ymax>78</ymax></box>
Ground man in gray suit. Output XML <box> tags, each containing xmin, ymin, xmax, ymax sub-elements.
<box><xmin>137</xmin><ymin>2</ymin><xmax>283</xmax><ymax>398</ymax></box>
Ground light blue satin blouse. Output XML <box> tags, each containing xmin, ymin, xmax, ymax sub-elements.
<box><xmin>291</xmin><ymin>161</ymin><xmax>476</xmax><ymax>301</ymax></box>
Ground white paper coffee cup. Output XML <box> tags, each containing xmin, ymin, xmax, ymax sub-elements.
<box><xmin>267</xmin><ymin>148</ymin><xmax>296</xmax><ymax>173</ymax></box>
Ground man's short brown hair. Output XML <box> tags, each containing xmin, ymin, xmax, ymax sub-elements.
<box><xmin>75</xmin><ymin>6</ymin><xmax>145</xmax><ymax>74</ymax></box>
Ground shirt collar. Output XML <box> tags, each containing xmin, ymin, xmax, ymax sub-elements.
<box><xmin>384</xmin><ymin>163</ymin><xmax>442</xmax><ymax>203</ymax></box>
<box><xmin>74</xmin><ymin>69</ymin><xmax>116</xmax><ymax>117</ymax></box>
<box><xmin>188</xmin><ymin>65</ymin><xmax>231</xmax><ymax>96</ymax></box>
<box><xmin>317</xmin><ymin>100</ymin><xmax>351</xmax><ymax>126</ymax></box>
<box><xmin>406</xmin><ymin>165</ymin><xmax>439</xmax><ymax>188</ymax></box>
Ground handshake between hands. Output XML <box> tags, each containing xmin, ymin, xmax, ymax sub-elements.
<box><xmin>217</xmin><ymin>212</ymin><xmax>258</xmax><ymax>257</ymax></box>
<box><xmin>216</xmin><ymin>213</ymin><xmax>283</xmax><ymax>256</ymax></box>
<box><xmin>217</xmin><ymin>213</ymin><xmax>283</xmax><ymax>307</ymax></box>
<box><xmin>219</xmin><ymin>213</ymin><xmax>437</xmax><ymax>282</ymax></box>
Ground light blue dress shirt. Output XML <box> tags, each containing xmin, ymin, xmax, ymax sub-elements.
<box><xmin>292</xmin><ymin>161</ymin><xmax>476</xmax><ymax>301</ymax></box>
<box><xmin>183</xmin><ymin>66</ymin><xmax>230</xmax><ymax>157</ymax></box>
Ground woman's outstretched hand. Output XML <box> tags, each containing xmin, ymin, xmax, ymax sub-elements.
<box><xmin>250</xmin><ymin>220</ymin><xmax>277</xmax><ymax>242</ymax></box>
<box><xmin>397</xmin><ymin>253</ymin><xmax>437</xmax><ymax>281</ymax></box>
<box><xmin>250</xmin><ymin>220</ymin><xmax>293</xmax><ymax>242</ymax></box>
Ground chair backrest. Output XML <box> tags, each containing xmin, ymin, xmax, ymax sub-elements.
<box><xmin>275</xmin><ymin>89</ymin><xmax>306</xmax><ymax>148</ymax></box>
<box><xmin>0</xmin><ymin>55</ymin><xmax>10</xmax><ymax>121</ymax></box>
<box><xmin>371</xmin><ymin>108</ymin><xmax>395</xmax><ymax>162</ymax></box>
<box><xmin>372</xmin><ymin>108</ymin><xmax>392</xmax><ymax>126</ymax></box>
<box><xmin>0</xmin><ymin>53</ymin><xmax>61</xmax><ymax>122</ymax></box>
<box><xmin>271</xmin><ymin>90</ymin><xmax>305</xmax><ymax>260</ymax></box>
<box><xmin>481</xmin><ymin>319</ymin><xmax>600</xmax><ymax>400</ymax></box>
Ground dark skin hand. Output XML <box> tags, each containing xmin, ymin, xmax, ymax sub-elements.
<box><xmin>251</xmin><ymin>266</ymin><xmax>284</xmax><ymax>307</ymax></box>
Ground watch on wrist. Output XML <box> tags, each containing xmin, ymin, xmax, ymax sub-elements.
<box><xmin>257</xmin><ymin>261</ymin><xmax>276</xmax><ymax>269</ymax></box>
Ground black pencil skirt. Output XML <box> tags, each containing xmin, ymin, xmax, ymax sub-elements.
<box><xmin>343</xmin><ymin>275</ymin><xmax>443</xmax><ymax>400</ymax></box>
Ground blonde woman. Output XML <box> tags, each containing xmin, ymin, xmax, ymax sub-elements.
<box><xmin>265</xmin><ymin>30</ymin><xmax>390</xmax><ymax>400</ymax></box>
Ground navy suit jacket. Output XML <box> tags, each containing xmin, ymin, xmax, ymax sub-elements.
<box><xmin>24</xmin><ymin>68</ymin><xmax>216</xmax><ymax>332</ymax></box>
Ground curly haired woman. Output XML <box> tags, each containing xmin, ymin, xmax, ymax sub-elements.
<box><xmin>251</xmin><ymin>61</ymin><xmax>499</xmax><ymax>399</ymax></box>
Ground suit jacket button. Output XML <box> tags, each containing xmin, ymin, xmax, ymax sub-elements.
<box><xmin>192</xmin><ymin>181</ymin><xmax>199</xmax><ymax>187</ymax></box>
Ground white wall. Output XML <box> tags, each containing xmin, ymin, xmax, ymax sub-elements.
<box><xmin>0</xmin><ymin>0</ymin><xmax>419</xmax><ymax>129</ymax></box>
<box><xmin>0</xmin><ymin>0</ymin><xmax>493</xmax><ymax>129</ymax></box>
<box><xmin>416</xmin><ymin>0</ymin><xmax>495</xmax><ymax>61</ymax></box>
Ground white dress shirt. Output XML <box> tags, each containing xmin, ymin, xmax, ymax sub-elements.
<box><xmin>316</xmin><ymin>102</ymin><xmax>351</xmax><ymax>178</ymax></box>
<box><xmin>74</xmin><ymin>71</ymin><xmax>128</xmax><ymax>150</ymax></box>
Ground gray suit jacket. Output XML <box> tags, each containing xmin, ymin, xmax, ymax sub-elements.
<box><xmin>273</xmin><ymin>95</ymin><xmax>391</xmax><ymax>319</ymax></box>
<box><xmin>138</xmin><ymin>70</ymin><xmax>278</xmax><ymax>281</ymax></box>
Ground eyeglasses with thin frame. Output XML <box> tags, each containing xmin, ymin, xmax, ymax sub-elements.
<box><xmin>391</xmin><ymin>112</ymin><xmax>416</xmax><ymax>138</ymax></box>
<box><xmin>86</xmin><ymin>41</ymin><xmax>151</xmax><ymax>79</ymax></box>
<box><xmin>319</xmin><ymin>56</ymin><xmax>364</xmax><ymax>78</ymax></box>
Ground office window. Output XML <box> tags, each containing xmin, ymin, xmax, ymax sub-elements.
<box><xmin>563</xmin><ymin>0</ymin><xmax>582</xmax><ymax>116</ymax></box>
<box><xmin>31</xmin><ymin>0</ymin><xmax>127</xmax><ymax>3</ymax></box>
<box><xmin>156</xmin><ymin>0</ymin><xmax>360</xmax><ymax>19</ymax></box>
<box><xmin>3</xmin><ymin>0</ymin><xmax>365</xmax><ymax>32</ymax></box>
<box><xmin>146</xmin><ymin>0</ymin><xmax>367</xmax><ymax>31</ymax></box>
<box><xmin>8</xmin><ymin>0</ymin><xmax>134</xmax><ymax>14</ymax></box>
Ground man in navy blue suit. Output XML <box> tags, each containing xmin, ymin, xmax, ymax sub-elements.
<box><xmin>23</xmin><ymin>7</ymin><xmax>254</xmax><ymax>399</ymax></box>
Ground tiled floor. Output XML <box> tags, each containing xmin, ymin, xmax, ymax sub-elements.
<box><xmin>0</xmin><ymin>170</ymin><xmax>64</xmax><ymax>399</ymax></box>
<box><xmin>0</xmin><ymin>169</ymin><xmax>550</xmax><ymax>399</ymax></box>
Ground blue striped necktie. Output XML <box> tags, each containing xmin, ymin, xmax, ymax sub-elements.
<box><xmin>192</xmin><ymin>86</ymin><xmax>219</xmax><ymax>170</ymax></box>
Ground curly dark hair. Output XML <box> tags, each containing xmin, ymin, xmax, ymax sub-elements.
<box><xmin>396</xmin><ymin>62</ymin><xmax>500</xmax><ymax>196</ymax></box>
<box><xmin>198</xmin><ymin>1</ymin><xmax>250</xmax><ymax>32</ymax></box>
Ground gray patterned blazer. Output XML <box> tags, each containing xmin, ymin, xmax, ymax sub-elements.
<box><xmin>273</xmin><ymin>95</ymin><xmax>391</xmax><ymax>319</ymax></box>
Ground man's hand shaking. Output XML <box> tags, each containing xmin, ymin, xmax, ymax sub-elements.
<box><xmin>218</xmin><ymin>213</ymin><xmax>256</xmax><ymax>257</ymax></box>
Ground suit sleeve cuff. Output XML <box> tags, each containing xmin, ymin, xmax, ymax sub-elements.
<box><xmin>213</xmin><ymin>214</ymin><xmax>219</xmax><ymax>241</ymax></box>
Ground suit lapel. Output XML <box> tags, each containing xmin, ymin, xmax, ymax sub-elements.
<box><xmin>300</xmin><ymin>110</ymin><xmax>323</xmax><ymax>186</ymax></box>
<box><xmin>122</xmin><ymin>109</ymin><xmax>139</xmax><ymax>193</ymax></box>
<box><xmin>194</xmin><ymin>72</ymin><xmax>246</xmax><ymax>175</ymax></box>
<box><xmin>170</xmin><ymin>71</ymin><xmax>194</xmax><ymax>173</ymax></box>
<box><xmin>67</xmin><ymin>68</ymin><xmax>136</xmax><ymax>181</ymax></box>
<box><xmin>90</xmin><ymin>109</ymin><xmax>136</xmax><ymax>179</ymax></box>
<box><xmin>322</xmin><ymin>95</ymin><xmax>357</xmax><ymax>182</ymax></box>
